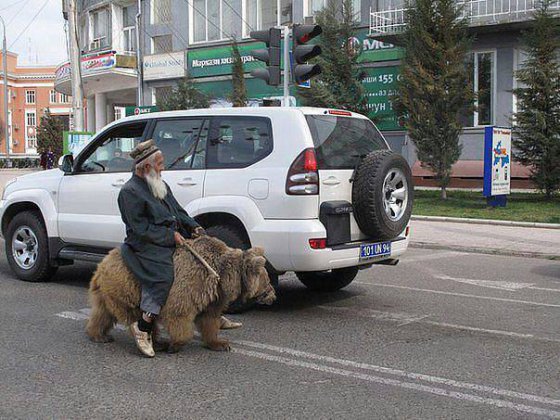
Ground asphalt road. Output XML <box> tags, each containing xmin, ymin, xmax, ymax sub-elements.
<box><xmin>1</xmin><ymin>246</ymin><xmax>559</xmax><ymax>419</ymax></box>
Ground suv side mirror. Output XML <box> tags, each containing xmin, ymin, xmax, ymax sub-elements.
<box><xmin>59</xmin><ymin>154</ymin><xmax>74</xmax><ymax>174</ymax></box>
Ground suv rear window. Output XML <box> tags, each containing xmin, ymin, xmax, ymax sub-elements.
<box><xmin>306</xmin><ymin>115</ymin><xmax>388</xmax><ymax>169</ymax></box>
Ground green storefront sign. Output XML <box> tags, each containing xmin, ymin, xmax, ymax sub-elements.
<box><xmin>125</xmin><ymin>106</ymin><xmax>158</xmax><ymax>117</ymax></box>
<box><xmin>188</xmin><ymin>42</ymin><xmax>266</xmax><ymax>78</ymax></box>
<box><xmin>362</xmin><ymin>66</ymin><xmax>402</xmax><ymax>131</ymax></box>
<box><xmin>186</xmin><ymin>29</ymin><xmax>403</xmax><ymax>131</ymax></box>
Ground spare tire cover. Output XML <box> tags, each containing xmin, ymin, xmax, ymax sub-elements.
<box><xmin>351</xmin><ymin>150</ymin><xmax>413</xmax><ymax>240</ymax></box>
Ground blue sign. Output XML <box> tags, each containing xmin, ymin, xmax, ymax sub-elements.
<box><xmin>483</xmin><ymin>127</ymin><xmax>512</xmax><ymax>207</ymax></box>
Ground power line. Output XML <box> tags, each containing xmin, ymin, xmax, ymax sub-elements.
<box><xmin>5</xmin><ymin>0</ymin><xmax>32</xmax><ymax>26</ymax></box>
<box><xmin>8</xmin><ymin>0</ymin><xmax>50</xmax><ymax>49</ymax></box>
<box><xmin>0</xmin><ymin>0</ymin><xmax>28</xmax><ymax>12</ymax></box>
<box><xmin>222</xmin><ymin>0</ymin><xmax>254</xmax><ymax>34</ymax></box>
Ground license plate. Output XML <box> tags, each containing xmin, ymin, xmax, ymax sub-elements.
<box><xmin>360</xmin><ymin>241</ymin><xmax>392</xmax><ymax>261</ymax></box>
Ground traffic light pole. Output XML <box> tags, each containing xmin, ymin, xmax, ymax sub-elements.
<box><xmin>283</xmin><ymin>26</ymin><xmax>290</xmax><ymax>107</ymax></box>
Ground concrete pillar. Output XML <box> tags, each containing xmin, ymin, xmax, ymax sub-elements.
<box><xmin>94</xmin><ymin>92</ymin><xmax>107</xmax><ymax>132</ymax></box>
<box><xmin>106</xmin><ymin>103</ymin><xmax>114</xmax><ymax>124</ymax></box>
<box><xmin>86</xmin><ymin>96</ymin><xmax>95</xmax><ymax>132</ymax></box>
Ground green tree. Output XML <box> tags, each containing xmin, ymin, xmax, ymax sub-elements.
<box><xmin>393</xmin><ymin>0</ymin><xmax>474</xmax><ymax>199</ymax></box>
<box><xmin>229</xmin><ymin>38</ymin><xmax>248</xmax><ymax>107</ymax></box>
<box><xmin>513</xmin><ymin>0</ymin><xmax>560</xmax><ymax>199</ymax></box>
<box><xmin>37</xmin><ymin>108</ymin><xmax>64</xmax><ymax>160</ymax></box>
<box><xmin>160</xmin><ymin>77</ymin><xmax>211</xmax><ymax>111</ymax></box>
<box><xmin>298</xmin><ymin>0</ymin><xmax>367</xmax><ymax>114</ymax></box>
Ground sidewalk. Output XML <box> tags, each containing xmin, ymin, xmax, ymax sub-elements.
<box><xmin>410</xmin><ymin>219</ymin><xmax>560</xmax><ymax>259</ymax></box>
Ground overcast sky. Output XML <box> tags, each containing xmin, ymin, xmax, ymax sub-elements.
<box><xmin>1</xmin><ymin>0</ymin><xmax>67</xmax><ymax>66</ymax></box>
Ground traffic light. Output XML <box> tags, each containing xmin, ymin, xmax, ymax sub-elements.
<box><xmin>292</xmin><ymin>24</ymin><xmax>322</xmax><ymax>84</ymax></box>
<box><xmin>250</xmin><ymin>28</ymin><xmax>282</xmax><ymax>86</ymax></box>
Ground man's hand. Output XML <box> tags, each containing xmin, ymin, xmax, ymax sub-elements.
<box><xmin>174</xmin><ymin>231</ymin><xmax>186</xmax><ymax>246</ymax></box>
<box><xmin>191</xmin><ymin>226</ymin><xmax>206</xmax><ymax>239</ymax></box>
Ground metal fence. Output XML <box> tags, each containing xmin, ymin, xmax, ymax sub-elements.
<box><xmin>369</xmin><ymin>0</ymin><xmax>560</xmax><ymax>35</ymax></box>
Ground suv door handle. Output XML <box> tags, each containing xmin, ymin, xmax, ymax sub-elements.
<box><xmin>111</xmin><ymin>179</ymin><xmax>125</xmax><ymax>187</ymax></box>
<box><xmin>177</xmin><ymin>178</ymin><xmax>197</xmax><ymax>186</ymax></box>
<box><xmin>322</xmin><ymin>176</ymin><xmax>340</xmax><ymax>186</ymax></box>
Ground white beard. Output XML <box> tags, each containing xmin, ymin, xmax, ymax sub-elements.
<box><xmin>145</xmin><ymin>169</ymin><xmax>167</xmax><ymax>200</ymax></box>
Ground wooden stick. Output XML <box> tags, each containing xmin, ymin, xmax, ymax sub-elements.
<box><xmin>181</xmin><ymin>241</ymin><xmax>220</xmax><ymax>279</ymax></box>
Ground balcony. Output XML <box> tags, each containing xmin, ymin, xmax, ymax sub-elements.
<box><xmin>54</xmin><ymin>50</ymin><xmax>137</xmax><ymax>97</ymax></box>
<box><xmin>369</xmin><ymin>0</ymin><xmax>560</xmax><ymax>37</ymax></box>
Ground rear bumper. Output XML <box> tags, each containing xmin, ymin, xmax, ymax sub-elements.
<box><xmin>250</xmin><ymin>219</ymin><xmax>409</xmax><ymax>272</ymax></box>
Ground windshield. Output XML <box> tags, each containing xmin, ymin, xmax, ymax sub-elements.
<box><xmin>306</xmin><ymin>115</ymin><xmax>388</xmax><ymax>169</ymax></box>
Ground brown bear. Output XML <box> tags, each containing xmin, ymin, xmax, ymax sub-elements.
<box><xmin>86</xmin><ymin>235</ymin><xmax>276</xmax><ymax>353</ymax></box>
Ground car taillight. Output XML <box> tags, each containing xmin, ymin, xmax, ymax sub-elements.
<box><xmin>309</xmin><ymin>238</ymin><xmax>327</xmax><ymax>249</ymax></box>
<box><xmin>286</xmin><ymin>148</ymin><xmax>319</xmax><ymax>195</ymax></box>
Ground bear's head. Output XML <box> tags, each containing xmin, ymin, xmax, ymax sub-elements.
<box><xmin>240</xmin><ymin>247</ymin><xmax>276</xmax><ymax>305</ymax></box>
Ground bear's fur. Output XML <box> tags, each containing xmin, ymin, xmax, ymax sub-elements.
<box><xmin>86</xmin><ymin>235</ymin><xmax>276</xmax><ymax>353</ymax></box>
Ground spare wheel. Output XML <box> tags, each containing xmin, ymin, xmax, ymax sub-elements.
<box><xmin>351</xmin><ymin>150</ymin><xmax>413</xmax><ymax>240</ymax></box>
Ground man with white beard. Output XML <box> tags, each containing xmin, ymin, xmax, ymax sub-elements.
<box><xmin>118</xmin><ymin>140</ymin><xmax>240</xmax><ymax>358</ymax></box>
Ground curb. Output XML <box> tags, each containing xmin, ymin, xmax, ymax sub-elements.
<box><xmin>410</xmin><ymin>241</ymin><xmax>560</xmax><ymax>260</ymax></box>
<box><xmin>412</xmin><ymin>215</ymin><xmax>560</xmax><ymax>230</ymax></box>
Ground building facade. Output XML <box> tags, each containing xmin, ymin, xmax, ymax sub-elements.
<box><xmin>1</xmin><ymin>52</ymin><xmax>72</xmax><ymax>162</ymax></box>
<box><xmin>58</xmin><ymin>0</ymin><xmax>556</xmax><ymax>186</ymax></box>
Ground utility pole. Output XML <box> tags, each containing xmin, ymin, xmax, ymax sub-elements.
<box><xmin>282</xmin><ymin>26</ymin><xmax>290</xmax><ymax>107</ymax></box>
<box><xmin>136</xmin><ymin>0</ymin><xmax>144</xmax><ymax>106</ymax></box>
<box><xmin>0</xmin><ymin>16</ymin><xmax>10</xmax><ymax>162</ymax></box>
<box><xmin>67</xmin><ymin>0</ymin><xmax>84</xmax><ymax>131</ymax></box>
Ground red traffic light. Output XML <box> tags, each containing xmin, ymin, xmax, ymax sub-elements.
<box><xmin>293</xmin><ymin>25</ymin><xmax>322</xmax><ymax>44</ymax></box>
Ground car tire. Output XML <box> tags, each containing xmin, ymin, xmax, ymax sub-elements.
<box><xmin>296</xmin><ymin>267</ymin><xmax>359</xmax><ymax>292</ymax></box>
<box><xmin>352</xmin><ymin>150</ymin><xmax>413</xmax><ymax>240</ymax></box>
<box><xmin>5</xmin><ymin>211</ymin><xmax>58</xmax><ymax>282</ymax></box>
<box><xmin>205</xmin><ymin>224</ymin><xmax>260</xmax><ymax>313</ymax></box>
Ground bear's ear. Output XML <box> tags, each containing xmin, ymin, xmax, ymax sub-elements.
<box><xmin>246</xmin><ymin>247</ymin><xmax>265</xmax><ymax>257</ymax></box>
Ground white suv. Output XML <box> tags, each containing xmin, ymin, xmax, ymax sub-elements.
<box><xmin>0</xmin><ymin>107</ymin><xmax>412</xmax><ymax>292</ymax></box>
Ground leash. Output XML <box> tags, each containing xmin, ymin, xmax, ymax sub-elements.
<box><xmin>181</xmin><ymin>240</ymin><xmax>220</xmax><ymax>280</ymax></box>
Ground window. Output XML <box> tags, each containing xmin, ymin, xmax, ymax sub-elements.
<box><xmin>152</xmin><ymin>0</ymin><xmax>172</xmax><ymax>24</ymax></box>
<box><xmin>152</xmin><ymin>34</ymin><xmax>173</xmax><ymax>53</ymax></box>
<box><xmin>153</xmin><ymin>86</ymin><xmax>173</xmax><ymax>106</ymax></box>
<box><xmin>91</xmin><ymin>8</ymin><xmax>110</xmax><ymax>50</ymax></box>
<box><xmin>60</xmin><ymin>93</ymin><xmax>70</xmax><ymax>103</ymax></box>
<box><xmin>25</xmin><ymin>90</ymin><xmax>36</xmax><ymax>104</ymax></box>
<box><xmin>190</xmin><ymin>0</ymin><xmax>234</xmax><ymax>43</ymax></box>
<box><xmin>80</xmin><ymin>122</ymin><xmax>147</xmax><ymax>173</ymax></box>
<box><xmin>305</xmin><ymin>0</ymin><xmax>326</xmax><ymax>15</ymax></box>
<box><xmin>306</xmin><ymin>115</ymin><xmax>388</xmax><ymax>169</ymax></box>
<box><xmin>152</xmin><ymin>119</ymin><xmax>210</xmax><ymax>170</ymax></box>
<box><xmin>243</xmin><ymin>0</ymin><xmax>293</xmax><ymax>38</ymax></box>
<box><xmin>207</xmin><ymin>117</ymin><xmax>273</xmax><ymax>168</ymax></box>
<box><xmin>123</xmin><ymin>4</ymin><xmax>138</xmax><ymax>53</ymax></box>
<box><xmin>50</xmin><ymin>90</ymin><xmax>57</xmax><ymax>103</ymax></box>
<box><xmin>471</xmin><ymin>51</ymin><xmax>495</xmax><ymax>126</ymax></box>
<box><xmin>25</xmin><ymin>110</ymin><xmax>37</xmax><ymax>150</ymax></box>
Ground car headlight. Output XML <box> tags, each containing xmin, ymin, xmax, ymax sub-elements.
<box><xmin>2</xmin><ymin>178</ymin><xmax>17</xmax><ymax>200</ymax></box>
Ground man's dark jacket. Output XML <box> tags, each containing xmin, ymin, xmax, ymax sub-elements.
<box><xmin>117</xmin><ymin>174</ymin><xmax>200</xmax><ymax>307</ymax></box>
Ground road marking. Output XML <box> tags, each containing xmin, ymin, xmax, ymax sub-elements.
<box><xmin>232</xmin><ymin>347</ymin><xmax>560</xmax><ymax>418</ymax></box>
<box><xmin>400</xmin><ymin>251</ymin><xmax>469</xmax><ymax>264</ymax></box>
<box><xmin>356</xmin><ymin>282</ymin><xmax>560</xmax><ymax>308</ymax></box>
<box><xmin>529</xmin><ymin>286</ymin><xmax>560</xmax><ymax>293</ymax></box>
<box><xmin>435</xmin><ymin>275</ymin><xmax>535</xmax><ymax>291</ymax></box>
<box><xmin>56</xmin><ymin>309</ymin><xmax>560</xmax><ymax>417</ymax></box>
<box><xmin>318</xmin><ymin>305</ymin><xmax>560</xmax><ymax>343</ymax></box>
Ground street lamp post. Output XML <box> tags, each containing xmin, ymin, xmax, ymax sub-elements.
<box><xmin>0</xmin><ymin>16</ymin><xmax>10</xmax><ymax>164</ymax></box>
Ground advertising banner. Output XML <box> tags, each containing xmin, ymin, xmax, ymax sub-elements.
<box><xmin>483</xmin><ymin>127</ymin><xmax>512</xmax><ymax>197</ymax></box>
<box><xmin>188</xmin><ymin>43</ymin><xmax>265</xmax><ymax>78</ymax></box>
<box><xmin>56</xmin><ymin>51</ymin><xmax>118</xmax><ymax>81</ymax></box>
<box><xmin>125</xmin><ymin>106</ymin><xmax>158</xmax><ymax>117</ymax></box>
<box><xmin>143</xmin><ymin>52</ymin><xmax>186</xmax><ymax>81</ymax></box>
<box><xmin>63</xmin><ymin>131</ymin><xmax>95</xmax><ymax>156</ymax></box>
<box><xmin>361</xmin><ymin>66</ymin><xmax>402</xmax><ymax>131</ymax></box>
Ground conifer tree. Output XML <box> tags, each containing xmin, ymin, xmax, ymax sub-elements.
<box><xmin>513</xmin><ymin>0</ymin><xmax>560</xmax><ymax>199</ymax></box>
<box><xmin>161</xmin><ymin>77</ymin><xmax>211</xmax><ymax>111</ymax></box>
<box><xmin>37</xmin><ymin>109</ymin><xmax>64</xmax><ymax>160</ymax></box>
<box><xmin>393</xmin><ymin>0</ymin><xmax>474</xmax><ymax>199</ymax></box>
<box><xmin>230</xmin><ymin>38</ymin><xmax>248</xmax><ymax>107</ymax></box>
<box><xmin>298</xmin><ymin>0</ymin><xmax>367</xmax><ymax>114</ymax></box>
